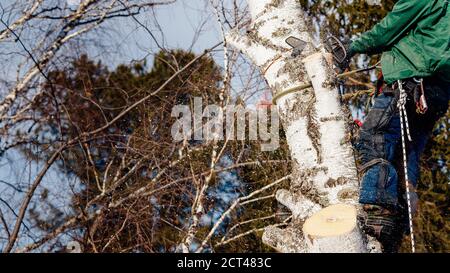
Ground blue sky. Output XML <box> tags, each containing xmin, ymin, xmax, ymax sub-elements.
<box><xmin>96</xmin><ymin>0</ymin><xmax>221</xmax><ymax>67</ymax></box>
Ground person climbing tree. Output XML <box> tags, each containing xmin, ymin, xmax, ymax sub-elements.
<box><xmin>337</xmin><ymin>0</ymin><xmax>450</xmax><ymax>252</ymax></box>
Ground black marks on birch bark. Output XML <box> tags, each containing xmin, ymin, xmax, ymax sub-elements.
<box><xmin>324</xmin><ymin>176</ymin><xmax>350</xmax><ymax>188</ymax></box>
<box><xmin>272</xmin><ymin>27</ymin><xmax>291</xmax><ymax>38</ymax></box>
<box><xmin>337</xmin><ymin>188</ymin><xmax>358</xmax><ymax>202</ymax></box>
<box><xmin>303</xmin><ymin>187</ymin><xmax>329</xmax><ymax>207</ymax></box>
<box><xmin>274</xmin><ymin>56</ymin><xmax>323</xmax><ymax>163</ymax></box>
<box><xmin>252</xmin><ymin>19</ymin><xmax>267</xmax><ymax>31</ymax></box>
<box><xmin>276</xmin><ymin>87</ymin><xmax>323</xmax><ymax>166</ymax></box>
<box><xmin>261</xmin><ymin>53</ymin><xmax>283</xmax><ymax>75</ymax></box>
<box><xmin>265</xmin><ymin>0</ymin><xmax>284</xmax><ymax>9</ymax></box>
<box><xmin>279</xmin><ymin>88</ymin><xmax>314</xmax><ymax>126</ymax></box>
<box><xmin>247</xmin><ymin>29</ymin><xmax>288</xmax><ymax>52</ymax></box>
<box><xmin>320</xmin><ymin>54</ymin><xmax>338</xmax><ymax>90</ymax></box>
<box><xmin>277</xmin><ymin>56</ymin><xmax>305</xmax><ymax>80</ymax></box>
<box><xmin>306</xmin><ymin>108</ymin><xmax>322</xmax><ymax>164</ymax></box>
<box><xmin>291</xmin><ymin>165</ymin><xmax>327</xmax><ymax>190</ymax></box>
<box><xmin>342</xmin><ymin>104</ymin><xmax>359</xmax><ymax>145</ymax></box>
<box><xmin>291</xmin><ymin>165</ymin><xmax>329</xmax><ymax>207</ymax></box>
<box><xmin>320</xmin><ymin>116</ymin><xmax>343</xmax><ymax>122</ymax></box>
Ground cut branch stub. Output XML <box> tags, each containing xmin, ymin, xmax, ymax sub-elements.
<box><xmin>303</xmin><ymin>204</ymin><xmax>365</xmax><ymax>253</ymax></box>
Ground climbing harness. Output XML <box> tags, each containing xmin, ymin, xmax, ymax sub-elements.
<box><xmin>357</xmin><ymin>158</ymin><xmax>390</xmax><ymax>173</ymax></box>
<box><xmin>397</xmin><ymin>80</ymin><xmax>416</xmax><ymax>253</ymax></box>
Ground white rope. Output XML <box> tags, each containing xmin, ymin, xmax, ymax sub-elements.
<box><xmin>397</xmin><ymin>80</ymin><xmax>416</xmax><ymax>253</ymax></box>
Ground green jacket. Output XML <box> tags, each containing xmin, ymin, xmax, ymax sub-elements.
<box><xmin>351</xmin><ymin>0</ymin><xmax>450</xmax><ymax>84</ymax></box>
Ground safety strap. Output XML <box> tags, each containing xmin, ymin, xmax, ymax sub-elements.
<box><xmin>357</xmin><ymin>158</ymin><xmax>390</xmax><ymax>173</ymax></box>
<box><xmin>397</xmin><ymin>80</ymin><xmax>416</xmax><ymax>253</ymax></box>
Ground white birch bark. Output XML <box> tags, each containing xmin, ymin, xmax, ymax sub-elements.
<box><xmin>227</xmin><ymin>0</ymin><xmax>381</xmax><ymax>253</ymax></box>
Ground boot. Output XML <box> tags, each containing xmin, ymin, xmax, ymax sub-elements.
<box><xmin>358</xmin><ymin>204</ymin><xmax>404</xmax><ymax>253</ymax></box>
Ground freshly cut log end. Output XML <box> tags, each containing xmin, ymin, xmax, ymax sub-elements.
<box><xmin>303</xmin><ymin>203</ymin><xmax>356</xmax><ymax>237</ymax></box>
<box><xmin>303</xmin><ymin>204</ymin><xmax>366</xmax><ymax>253</ymax></box>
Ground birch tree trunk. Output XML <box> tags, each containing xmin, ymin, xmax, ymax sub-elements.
<box><xmin>227</xmin><ymin>0</ymin><xmax>381</xmax><ymax>253</ymax></box>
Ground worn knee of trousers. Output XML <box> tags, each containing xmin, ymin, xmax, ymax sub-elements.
<box><xmin>355</xmin><ymin>94</ymin><xmax>401</xmax><ymax>209</ymax></box>
<box><xmin>359</xmin><ymin>163</ymin><xmax>399</xmax><ymax>209</ymax></box>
